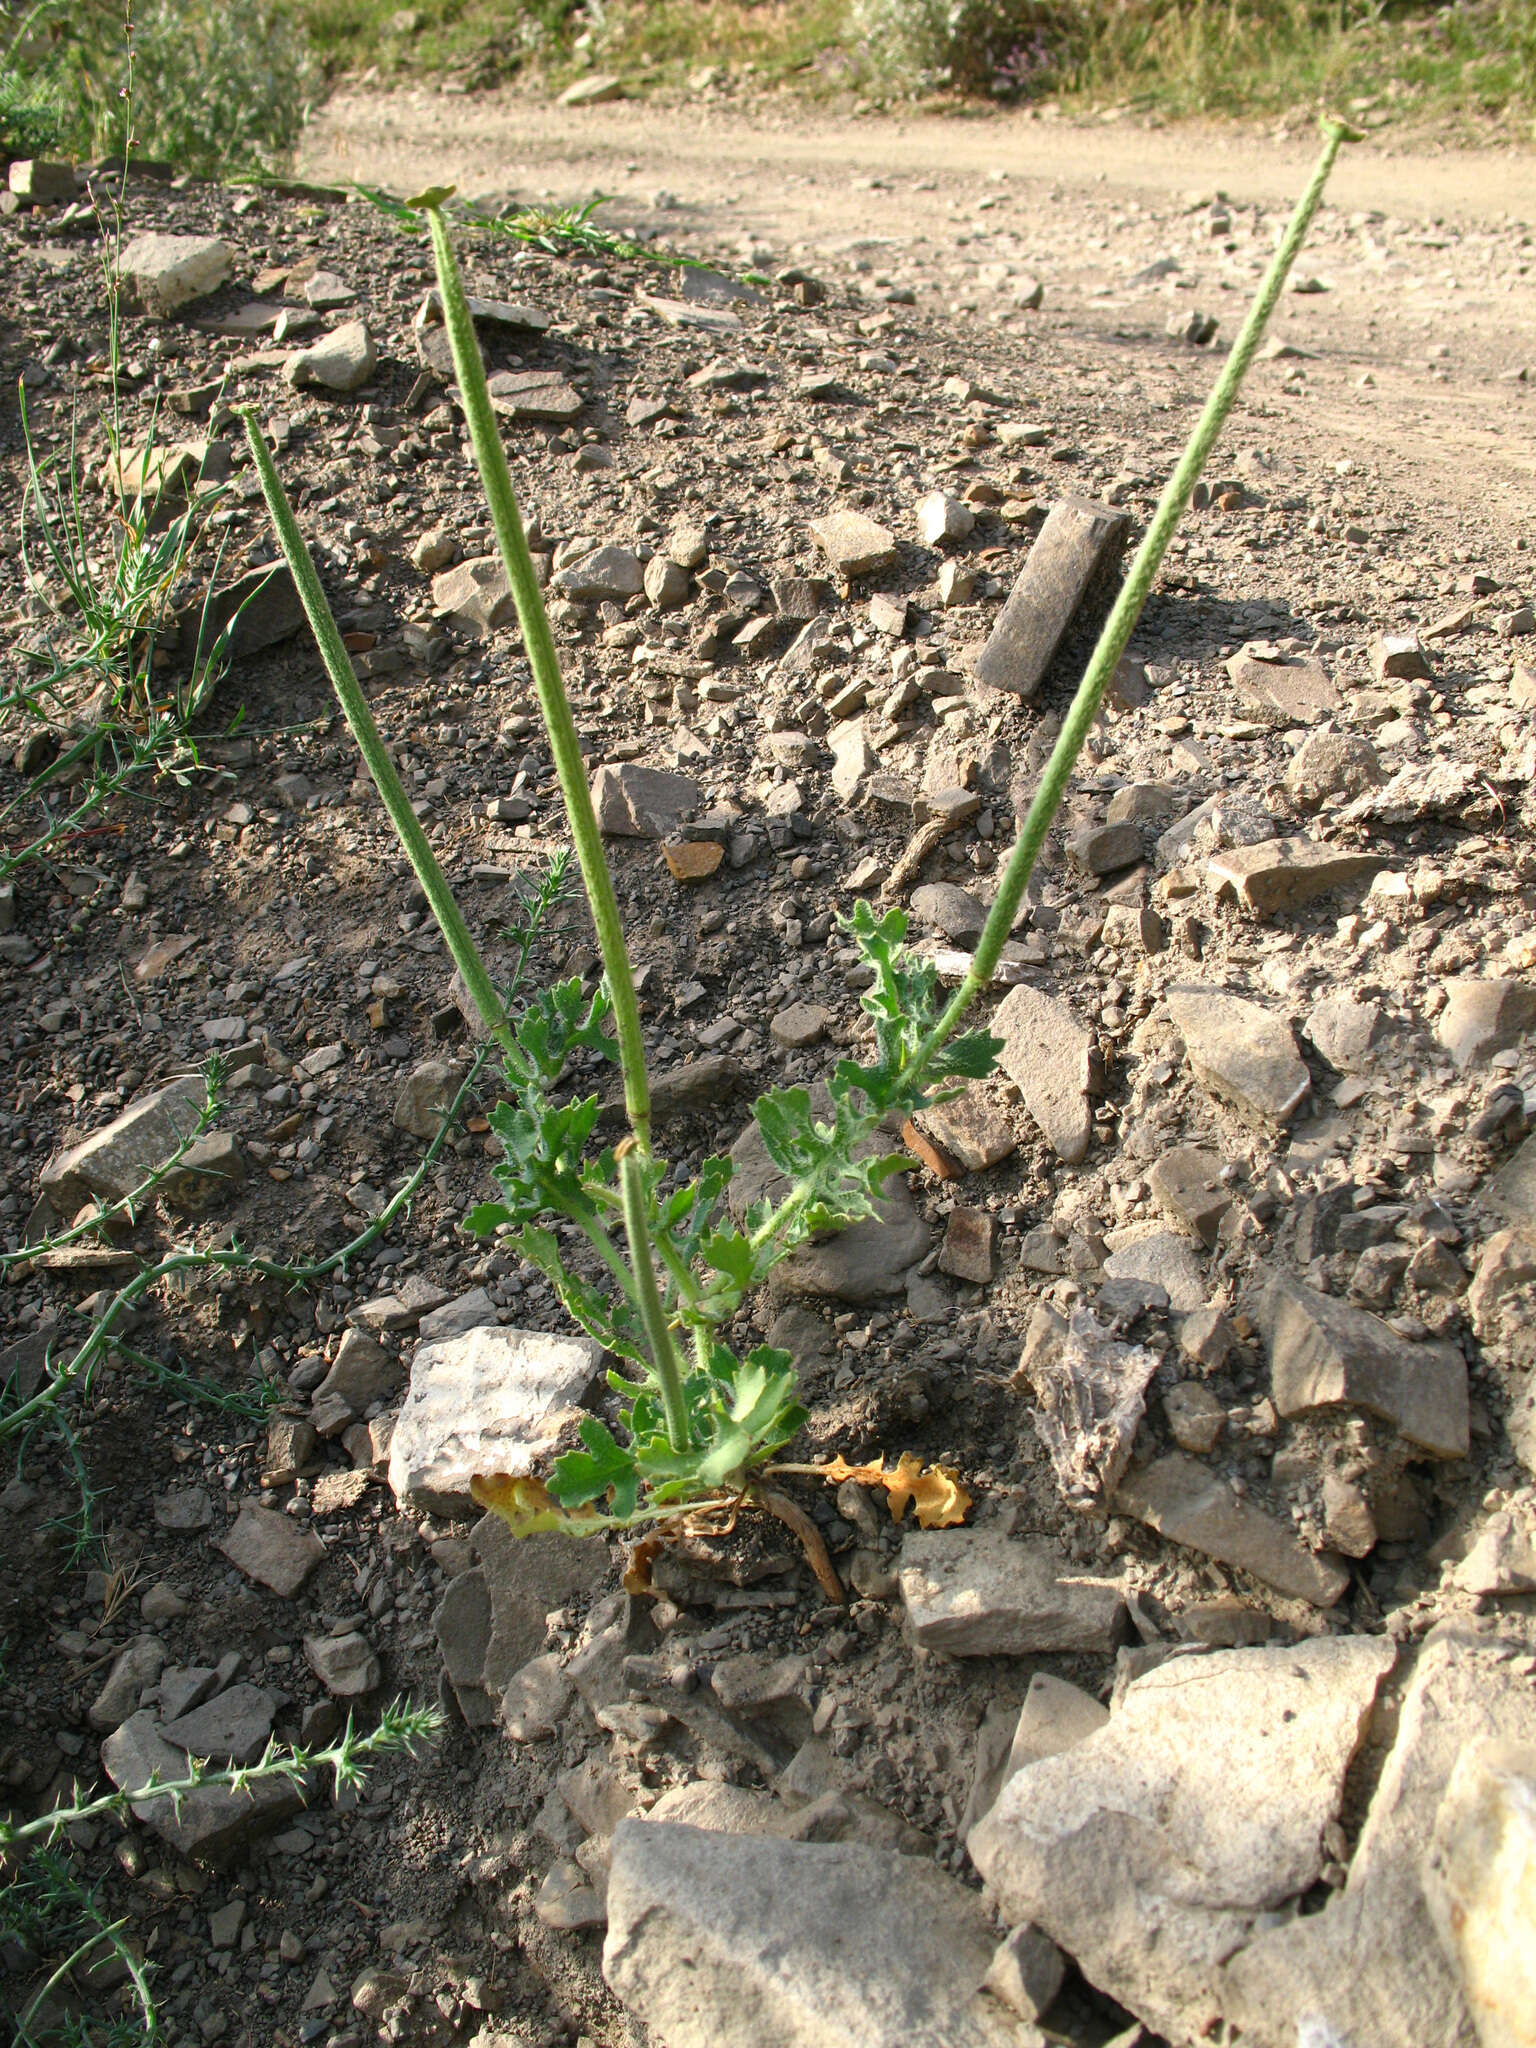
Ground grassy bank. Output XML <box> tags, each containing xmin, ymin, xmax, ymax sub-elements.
<box><xmin>5</xmin><ymin>0</ymin><xmax>1534</xmax><ymax>176</ymax></box>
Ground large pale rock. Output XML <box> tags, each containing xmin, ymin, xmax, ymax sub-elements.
<box><xmin>42</xmin><ymin>1074</ymin><xmax>206</xmax><ymax>1211</ymax></box>
<box><xmin>991</xmin><ymin>984</ymin><xmax>1095</xmax><ymax>1163</ymax></box>
<box><xmin>1263</xmin><ymin>1271</ymin><xmax>1469</xmax><ymax>1460</ymax></box>
<box><xmin>1226</xmin><ymin>642</ymin><xmax>1339</xmax><ymax>723</ymax></box>
<box><xmin>432</xmin><ymin>557</ymin><xmax>515</xmax><ymax>637</ymax></box>
<box><xmin>603</xmin><ymin>1822</ymin><xmax>1042</xmax><ymax>2048</ymax></box>
<box><xmin>1166</xmin><ymin>984</ymin><xmax>1311</xmax><ymax>1125</ymax></box>
<box><xmin>1206</xmin><ymin>836</ymin><xmax>1381</xmax><ymax>916</ymax></box>
<box><xmin>160</xmin><ymin>1683</ymin><xmax>279</xmax><ymax>1763</ymax></box>
<box><xmin>388</xmin><ymin>1326</ymin><xmax>601</xmax><ymax>1515</ymax></box>
<box><xmin>1114</xmin><ymin>1453</ymin><xmax>1349</xmax><ymax>1605</ymax></box>
<box><xmin>1220</xmin><ymin>1627</ymin><xmax>1536</xmax><ymax>2048</ymax></box>
<box><xmin>898</xmin><ymin>1527</ymin><xmax>1124</xmax><ymax>1656</ymax></box>
<box><xmin>118</xmin><ymin>233</ymin><xmax>232</xmax><ymax>315</ymax></box>
<box><xmin>1467</xmin><ymin>1229</ymin><xmax>1536</xmax><ymax>1461</ymax></box>
<box><xmin>1423</xmin><ymin>1739</ymin><xmax>1536</xmax><ymax>2048</ymax></box>
<box><xmin>551</xmin><ymin>544</ymin><xmax>645</xmax><ymax>602</ymax></box>
<box><xmin>102</xmin><ymin>1713</ymin><xmax>301</xmax><ymax>1866</ymax></box>
<box><xmin>969</xmin><ymin>1636</ymin><xmax>1395</xmax><ymax>2045</ymax></box>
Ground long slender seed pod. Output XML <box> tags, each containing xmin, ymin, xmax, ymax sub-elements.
<box><xmin>915</xmin><ymin>119</ymin><xmax>1354</xmax><ymax>1071</ymax></box>
<box><xmin>420</xmin><ymin>201</ymin><xmax>653</xmax><ymax>1154</ymax></box>
<box><xmin>242</xmin><ymin>413</ymin><xmax>515</xmax><ymax>1059</ymax></box>
<box><xmin>620</xmin><ymin>1150</ymin><xmax>693</xmax><ymax>1453</ymax></box>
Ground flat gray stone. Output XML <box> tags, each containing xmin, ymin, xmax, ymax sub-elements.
<box><xmin>1488</xmin><ymin>1134</ymin><xmax>1536</xmax><ymax>1228</ymax></box>
<box><xmin>991</xmin><ymin>985</ymin><xmax>1095</xmax><ymax>1163</ymax></box>
<box><xmin>972</xmin><ymin>497</ymin><xmax>1128</xmax><ymax>699</ymax></box>
<box><xmin>909</xmin><ymin>882</ymin><xmax>986</xmax><ymax>946</ymax></box>
<box><xmin>160</xmin><ymin>1683</ymin><xmax>279</xmax><ymax>1764</ymax></box>
<box><xmin>603</xmin><ymin>1822</ymin><xmax>1040</xmax><ymax>2048</ymax></box>
<box><xmin>415</xmin><ymin>285</ymin><xmax>551</xmax><ymax>335</ymax></box>
<box><xmin>415</xmin><ymin>1286</ymin><xmax>499</xmax><ymax>1344</ymax></box>
<box><xmin>102</xmin><ymin>1712</ymin><xmax>302</xmax><ymax>1866</ymax></box>
<box><xmin>42</xmin><ymin>1074</ymin><xmax>207</xmax><ymax>1211</ymax></box>
<box><xmin>1207</xmin><ymin>836</ymin><xmax>1382</xmax><ymax>916</ymax></box>
<box><xmin>1102</xmin><ymin>1229</ymin><xmax>1206</xmax><ymax>1313</ymax></box>
<box><xmin>591</xmin><ymin>762</ymin><xmax>701</xmax><ymax>838</ymax></box>
<box><xmin>1305</xmin><ymin>991</ymin><xmax>1389</xmax><ymax>1072</ymax></box>
<box><xmin>388</xmin><ymin>1324</ymin><xmax>601</xmax><ymax>1516</ymax></box>
<box><xmin>474</xmin><ymin>1511</ymin><xmax>609</xmax><ymax>1699</ymax></box>
<box><xmin>216</xmin><ymin>1502</ymin><xmax>325</xmax><ymax>1598</ymax></box>
<box><xmin>312</xmin><ymin>1329</ymin><xmax>401</xmax><ymax>1419</ymax></box>
<box><xmin>898</xmin><ymin>1527</ymin><xmax>1124</xmax><ymax>1656</ymax></box>
<box><xmin>1262</xmin><ymin>1272</ymin><xmax>1469</xmax><ymax>1460</ymax></box>
<box><xmin>304</xmin><ymin>1631</ymin><xmax>380</xmax><ymax>1697</ymax></box>
<box><xmin>970</xmin><ymin>1636</ymin><xmax>1396</xmax><ymax>2046</ymax></box>
<box><xmin>1147</xmin><ymin>1145</ymin><xmax>1232</xmax><ymax>1245</ymax></box>
<box><xmin>1114</xmin><ymin>1453</ymin><xmax>1350</xmax><ymax>1605</ymax></box>
<box><xmin>88</xmin><ymin>1637</ymin><xmax>166</xmax><ymax>1732</ymax></box>
<box><xmin>1220</xmin><ymin>1627</ymin><xmax>1536</xmax><ymax>2048</ymax></box>
<box><xmin>1166</xmin><ymin>984</ymin><xmax>1311</xmax><ymax>1126</ymax></box>
<box><xmin>1226</xmin><ymin>643</ymin><xmax>1339</xmax><ymax>724</ymax></box>
<box><xmin>1285</xmin><ymin>730</ymin><xmax>1384</xmax><ymax>808</ymax></box>
<box><xmin>485</xmin><ymin>369</ymin><xmax>584</xmax><ymax>421</ymax></box>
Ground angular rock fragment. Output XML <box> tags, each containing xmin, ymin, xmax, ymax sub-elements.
<box><xmin>1114</xmin><ymin>1453</ymin><xmax>1350</xmax><ymax>1604</ymax></box>
<box><xmin>591</xmin><ymin>762</ymin><xmax>701</xmax><ymax>838</ymax></box>
<box><xmin>1207</xmin><ymin>836</ymin><xmax>1381</xmax><ymax>916</ymax></box>
<box><xmin>1166</xmin><ymin>985</ymin><xmax>1311</xmax><ymax>1125</ymax></box>
<box><xmin>551</xmin><ymin>545</ymin><xmax>645</xmax><ymax>602</ymax></box>
<box><xmin>898</xmin><ymin>1526</ymin><xmax>1125</xmax><ymax>1655</ymax></box>
<box><xmin>1226</xmin><ymin>643</ymin><xmax>1339</xmax><ymax>723</ymax></box>
<box><xmin>160</xmin><ymin>1683</ymin><xmax>279</xmax><ymax>1763</ymax></box>
<box><xmin>1305</xmin><ymin>991</ymin><xmax>1388</xmax><ymax>1072</ymax></box>
<box><xmin>991</xmin><ymin>984</ymin><xmax>1096</xmax><ymax>1164</ymax></box>
<box><xmin>969</xmin><ymin>1636</ymin><xmax>1395</xmax><ymax>2046</ymax></box>
<box><xmin>118</xmin><ymin>233</ymin><xmax>232</xmax><ymax>316</ymax></box>
<box><xmin>1422</xmin><ymin>1737</ymin><xmax>1536</xmax><ymax>2048</ymax></box>
<box><xmin>913</xmin><ymin>1089</ymin><xmax>1016</xmax><ymax>1173</ymax></box>
<box><xmin>304</xmin><ymin>1630</ymin><xmax>380</xmax><ymax>1697</ymax></box>
<box><xmin>1102</xmin><ymin>1228</ymin><xmax>1206</xmax><ymax>1312</ymax></box>
<box><xmin>388</xmin><ymin>1326</ymin><xmax>601</xmax><ymax>1515</ymax></box>
<box><xmin>42</xmin><ymin>1074</ymin><xmax>207</xmax><ymax>1212</ymax></box>
<box><xmin>485</xmin><ymin>368</ymin><xmax>584</xmax><ymax>421</ymax></box>
<box><xmin>284</xmin><ymin>320</ymin><xmax>376</xmax><ymax>393</ymax></box>
<box><xmin>808</xmin><ymin>509</ymin><xmax>898</xmax><ymax>579</ymax></box>
<box><xmin>1488</xmin><ymin>1136</ymin><xmax>1536</xmax><ymax>1229</ymax></box>
<box><xmin>972</xmin><ymin>497</ymin><xmax>1128</xmax><ymax>699</ymax></box>
<box><xmin>432</xmin><ymin>557</ymin><xmax>514</xmax><ymax>637</ymax></box>
<box><xmin>1263</xmin><ymin>1272</ymin><xmax>1468</xmax><ymax>1459</ymax></box>
<box><xmin>1435</xmin><ymin>976</ymin><xmax>1536</xmax><ymax>1070</ymax></box>
<box><xmin>102</xmin><ymin>1713</ymin><xmax>302</xmax><ymax>1867</ymax></box>
<box><xmin>603</xmin><ymin>1822</ymin><xmax>1038</xmax><ymax>2048</ymax></box>
<box><xmin>1147</xmin><ymin>1145</ymin><xmax>1231</xmax><ymax>1246</ymax></box>
<box><xmin>1285</xmin><ymin>729</ymin><xmax>1384</xmax><ymax>808</ymax></box>
<box><xmin>1220</xmin><ymin>1627</ymin><xmax>1536</xmax><ymax>2048</ymax></box>
<box><xmin>217</xmin><ymin>1502</ymin><xmax>325</xmax><ymax>1598</ymax></box>
<box><xmin>474</xmin><ymin>1512</ymin><xmax>608</xmax><ymax>1700</ymax></box>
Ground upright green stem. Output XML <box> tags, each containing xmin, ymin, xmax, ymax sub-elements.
<box><xmin>620</xmin><ymin>1151</ymin><xmax>692</xmax><ymax>1452</ymax></box>
<box><xmin>916</xmin><ymin>118</ymin><xmax>1354</xmax><ymax>1072</ymax></box>
<box><xmin>241</xmin><ymin>414</ymin><xmax>514</xmax><ymax>1059</ymax></box>
<box><xmin>420</xmin><ymin>201</ymin><xmax>653</xmax><ymax>1154</ymax></box>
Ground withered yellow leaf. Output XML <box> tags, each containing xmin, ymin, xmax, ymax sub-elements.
<box><xmin>816</xmin><ymin>1450</ymin><xmax>971</xmax><ymax>1529</ymax></box>
<box><xmin>470</xmin><ymin>1473</ymin><xmax>609</xmax><ymax>1538</ymax></box>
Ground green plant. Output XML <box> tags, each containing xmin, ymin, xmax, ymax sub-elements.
<box><xmin>0</xmin><ymin>1702</ymin><xmax>441</xmax><ymax>2046</ymax></box>
<box><xmin>244</xmin><ymin>126</ymin><xmax>1350</xmax><ymax>1561</ymax></box>
<box><xmin>28</xmin><ymin>0</ymin><xmax>313</xmax><ymax>174</ymax></box>
<box><xmin>849</xmin><ymin>0</ymin><xmax>1065</xmax><ymax>92</ymax></box>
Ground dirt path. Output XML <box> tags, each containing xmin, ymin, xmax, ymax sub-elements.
<box><xmin>301</xmin><ymin>91</ymin><xmax>1536</xmax><ymax>526</ymax></box>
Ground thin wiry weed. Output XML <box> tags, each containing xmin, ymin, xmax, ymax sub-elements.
<box><xmin>354</xmin><ymin>183</ymin><xmax>728</xmax><ymax>274</ymax></box>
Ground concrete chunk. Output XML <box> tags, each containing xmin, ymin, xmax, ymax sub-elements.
<box><xmin>972</xmin><ymin>497</ymin><xmax>1128</xmax><ymax>699</ymax></box>
<box><xmin>898</xmin><ymin>1526</ymin><xmax>1125</xmax><ymax>1656</ymax></box>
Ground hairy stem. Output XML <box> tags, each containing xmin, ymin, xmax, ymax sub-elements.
<box><xmin>916</xmin><ymin>118</ymin><xmax>1353</xmax><ymax>1071</ymax></box>
<box><xmin>241</xmin><ymin>412</ymin><xmax>514</xmax><ymax>1060</ymax></box>
<box><xmin>419</xmin><ymin>200</ymin><xmax>652</xmax><ymax>1153</ymax></box>
<box><xmin>620</xmin><ymin>1151</ymin><xmax>692</xmax><ymax>1452</ymax></box>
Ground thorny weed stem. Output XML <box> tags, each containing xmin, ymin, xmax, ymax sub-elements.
<box><xmin>914</xmin><ymin>118</ymin><xmax>1355</xmax><ymax>1072</ymax></box>
<box><xmin>418</xmin><ymin>199</ymin><xmax>654</xmax><ymax>1155</ymax></box>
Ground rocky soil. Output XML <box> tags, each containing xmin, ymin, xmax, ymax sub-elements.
<box><xmin>1</xmin><ymin>103</ymin><xmax>1535</xmax><ymax>2048</ymax></box>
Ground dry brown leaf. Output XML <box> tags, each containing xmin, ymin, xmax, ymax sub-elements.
<box><xmin>623</xmin><ymin>1535</ymin><xmax>662</xmax><ymax>1596</ymax></box>
<box><xmin>817</xmin><ymin>1451</ymin><xmax>971</xmax><ymax>1529</ymax></box>
<box><xmin>469</xmin><ymin>1473</ymin><xmax>609</xmax><ymax>1538</ymax></box>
